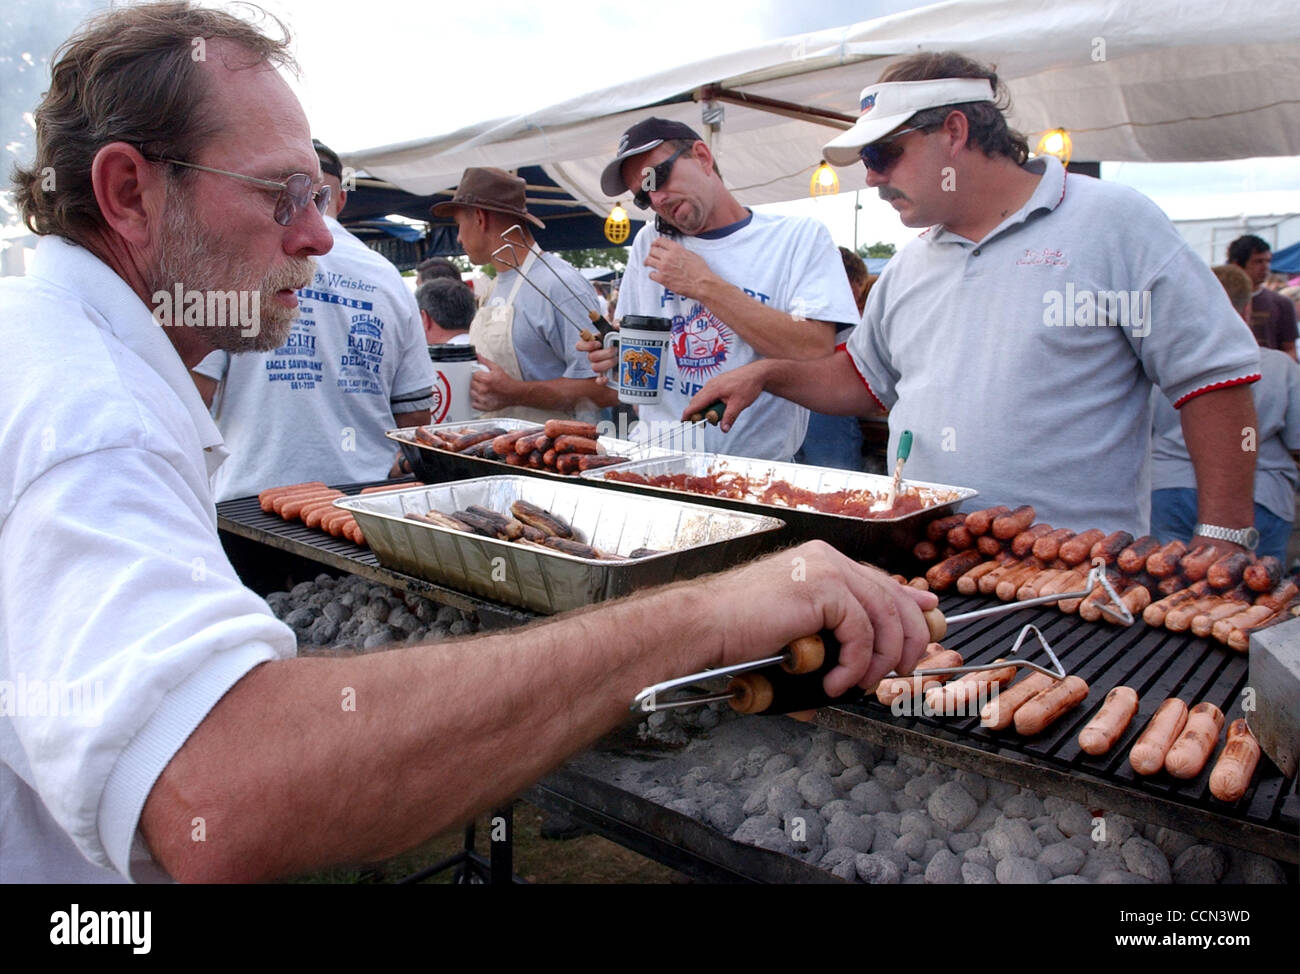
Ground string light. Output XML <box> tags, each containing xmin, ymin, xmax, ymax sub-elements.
<box><xmin>1035</xmin><ymin>128</ymin><xmax>1073</xmax><ymax>166</ymax></box>
<box><xmin>604</xmin><ymin>203</ymin><xmax>630</xmax><ymax>244</ymax></box>
<box><xmin>809</xmin><ymin>160</ymin><xmax>839</xmax><ymax>197</ymax></box>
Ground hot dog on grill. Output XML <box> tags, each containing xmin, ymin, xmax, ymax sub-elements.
<box><xmin>1089</xmin><ymin>530</ymin><xmax>1134</xmax><ymax>565</ymax></box>
<box><xmin>1177</xmin><ymin>544</ymin><xmax>1220</xmax><ymax>582</ymax></box>
<box><xmin>1243</xmin><ymin>556</ymin><xmax>1283</xmax><ymax>593</ymax></box>
<box><xmin>1207</xmin><ymin>552</ymin><xmax>1251</xmax><ymax>590</ymax></box>
<box><xmin>1032</xmin><ymin>528</ymin><xmax>1076</xmax><ymax>562</ymax></box>
<box><xmin>1011</xmin><ymin>523</ymin><xmax>1053</xmax><ymax>557</ymax></box>
<box><xmin>1059</xmin><ymin>529</ymin><xmax>1105</xmax><ymax>565</ymax></box>
<box><xmin>1146</xmin><ymin>540</ymin><xmax>1187</xmax><ymax>579</ymax></box>
<box><xmin>1129</xmin><ymin>697</ymin><xmax>1189</xmax><ymax>775</ymax></box>
<box><xmin>980</xmin><ymin>671</ymin><xmax>1056</xmax><ymax>730</ymax></box>
<box><xmin>1116</xmin><ymin>536</ymin><xmax>1160</xmax><ymax>574</ymax></box>
<box><xmin>1078</xmin><ymin>686</ymin><xmax>1139</xmax><ymax>755</ymax></box>
<box><xmin>965</xmin><ymin>505</ymin><xmax>1010</xmax><ymax>536</ymax></box>
<box><xmin>1209</xmin><ymin>719</ymin><xmax>1260</xmax><ymax>802</ymax></box>
<box><xmin>1165</xmin><ymin>702</ymin><xmax>1224</xmax><ymax>778</ymax></box>
<box><xmin>1014</xmin><ymin>675</ymin><xmax>1089</xmax><ymax>735</ymax></box>
<box><xmin>925</xmin><ymin>550</ymin><xmax>983</xmax><ymax>592</ymax></box>
<box><xmin>992</xmin><ymin>505</ymin><xmax>1036</xmax><ymax>540</ymax></box>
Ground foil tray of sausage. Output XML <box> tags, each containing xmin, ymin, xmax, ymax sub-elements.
<box><xmin>579</xmin><ymin>453</ymin><xmax>977</xmax><ymax>567</ymax></box>
<box><xmin>386</xmin><ymin>418</ymin><xmax>682</xmax><ymax>485</ymax></box>
<box><xmin>334</xmin><ymin>475</ymin><xmax>786</xmax><ymax>614</ymax></box>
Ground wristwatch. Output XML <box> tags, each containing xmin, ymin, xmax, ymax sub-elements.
<box><xmin>1194</xmin><ymin>523</ymin><xmax>1259</xmax><ymax>551</ymax></box>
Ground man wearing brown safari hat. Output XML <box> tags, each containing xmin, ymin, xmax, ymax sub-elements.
<box><xmin>433</xmin><ymin>167</ymin><xmax>615</xmax><ymax>421</ymax></box>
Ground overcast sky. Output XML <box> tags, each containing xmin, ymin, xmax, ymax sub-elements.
<box><xmin>3</xmin><ymin>0</ymin><xmax>1297</xmax><ymax>252</ymax></box>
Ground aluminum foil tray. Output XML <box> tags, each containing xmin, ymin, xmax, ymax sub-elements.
<box><xmin>387</xmin><ymin>419</ymin><xmax>680</xmax><ymax>485</ymax></box>
<box><xmin>334</xmin><ymin>475</ymin><xmax>786</xmax><ymax>614</ymax></box>
<box><xmin>580</xmin><ymin>453</ymin><xmax>977</xmax><ymax>568</ymax></box>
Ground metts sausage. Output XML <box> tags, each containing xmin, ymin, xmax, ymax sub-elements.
<box><xmin>1165</xmin><ymin>702</ymin><xmax>1224</xmax><ymax>779</ymax></box>
<box><xmin>947</xmin><ymin>525</ymin><xmax>975</xmax><ymax>550</ymax></box>
<box><xmin>992</xmin><ymin>505</ymin><xmax>1036</xmax><ymax>540</ymax></box>
<box><xmin>1243</xmin><ymin>556</ymin><xmax>1283</xmax><ymax>593</ymax></box>
<box><xmin>544</xmin><ymin>420</ymin><xmax>599</xmax><ymax>440</ymax></box>
<box><xmin>1011</xmin><ymin>523</ymin><xmax>1053</xmax><ymax>557</ymax></box>
<box><xmin>913</xmin><ymin>540</ymin><xmax>939</xmax><ymax>562</ymax></box>
<box><xmin>875</xmin><ymin>647</ymin><xmax>963</xmax><ymax>705</ymax></box>
<box><xmin>957</xmin><ymin>559</ymin><xmax>1005</xmax><ymax>595</ymax></box>
<box><xmin>1207</xmin><ymin>553</ymin><xmax>1250</xmax><ymax>590</ymax></box>
<box><xmin>1032</xmin><ymin>528</ymin><xmax>1076</xmax><ymax>562</ymax></box>
<box><xmin>1177</xmin><ymin>544</ymin><xmax>1220</xmax><ymax>582</ymax></box>
<box><xmin>1078</xmin><ymin>686</ymin><xmax>1139</xmax><ymax>755</ymax></box>
<box><xmin>925</xmin><ymin>550</ymin><xmax>983</xmax><ymax>591</ymax></box>
<box><xmin>976</xmin><ymin>534</ymin><xmax>1005</xmax><ymax>558</ymax></box>
<box><xmin>1209</xmin><ymin>719</ymin><xmax>1260</xmax><ymax>802</ymax></box>
<box><xmin>493</xmin><ymin>429</ymin><xmax>535</xmax><ymax>455</ymax></box>
<box><xmin>1059</xmin><ymin>529</ymin><xmax>1105</xmax><ymax>565</ymax></box>
<box><xmin>553</xmin><ymin>435</ymin><xmax>599</xmax><ymax>455</ymax></box>
<box><xmin>1129</xmin><ymin>698</ymin><xmax>1189</xmax><ymax>775</ymax></box>
<box><xmin>1189</xmin><ymin>588</ymin><xmax>1253</xmax><ymax>637</ymax></box>
<box><xmin>1143</xmin><ymin>581</ymin><xmax>1212</xmax><ymax>627</ymax></box>
<box><xmin>927</xmin><ymin>514</ymin><xmax>967</xmax><ymax>543</ymax></box>
<box><xmin>1116</xmin><ymin>536</ymin><xmax>1160</xmax><ymax>574</ymax></box>
<box><xmin>1089</xmin><ymin>530</ymin><xmax>1134</xmax><ymax>565</ymax></box>
<box><xmin>979</xmin><ymin>671</ymin><xmax>1056</xmax><ymax>730</ymax></box>
<box><xmin>1145</xmin><ymin>540</ymin><xmax>1187</xmax><ymax>579</ymax></box>
<box><xmin>1013</xmin><ymin>676</ymin><xmax>1089</xmax><ymax>735</ymax></box>
<box><xmin>964</xmin><ymin>505</ymin><xmax>1010</xmax><ymax>536</ymax></box>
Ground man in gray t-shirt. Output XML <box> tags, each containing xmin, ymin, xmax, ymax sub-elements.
<box><xmin>686</xmin><ymin>53</ymin><xmax>1261</xmax><ymax>551</ymax></box>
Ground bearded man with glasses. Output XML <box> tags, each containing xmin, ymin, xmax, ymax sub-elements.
<box><xmin>686</xmin><ymin>52</ymin><xmax>1262</xmax><ymax>548</ymax></box>
<box><xmin>584</xmin><ymin>117</ymin><xmax>861</xmax><ymax>461</ymax></box>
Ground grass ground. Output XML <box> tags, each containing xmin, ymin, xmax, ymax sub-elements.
<box><xmin>292</xmin><ymin>801</ymin><xmax>686</xmax><ymax>884</ymax></box>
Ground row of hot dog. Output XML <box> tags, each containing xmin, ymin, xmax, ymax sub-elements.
<box><xmin>912</xmin><ymin>505</ymin><xmax>1300</xmax><ymax>650</ymax></box>
<box><xmin>411</xmin><ymin>420</ymin><xmax>631</xmax><ymax>475</ymax></box>
<box><xmin>874</xmin><ymin>643</ymin><xmax>1260</xmax><ymax>802</ymax></box>
<box><xmin>253</xmin><ymin>480</ymin><xmax>422</xmax><ymax>546</ymax></box>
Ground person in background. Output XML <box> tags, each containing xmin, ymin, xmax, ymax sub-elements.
<box><xmin>793</xmin><ymin>247</ymin><xmax>878</xmax><ymax>470</ymax></box>
<box><xmin>193</xmin><ymin>139</ymin><xmax>437</xmax><ymax>500</ymax></box>
<box><xmin>433</xmin><ymin>167</ymin><xmax>615</xmax><ymax>422</ymax></box>
<box><xmin>1227</xmin><ymin>234</ymin><xmax>1297</xmax><ymax>361</ymax></box>
<box><xmin>1150</xmin><ymin>264</ymin><xmax>1300</xmax><ymax>563</ymax></box>
<box><xmin>416</xmin><ymin>256</ymin><xmax>462</xmax><ymax>285</ymax></box>
<box><xmin>417</xmin><ymin>277</ymin><xmax>475</xmax><ymax>345</ymax></box>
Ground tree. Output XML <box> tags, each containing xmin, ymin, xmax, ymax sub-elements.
<box><xmin>554</xmin><ymin>247</ymin><xmax>630</xmax><ymax>273</ymax></box>
<box><xmin>857</xmin><ymin>241</ymin><xmax>896</xmax><ymax>259</ymax></box>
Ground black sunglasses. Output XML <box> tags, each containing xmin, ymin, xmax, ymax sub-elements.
<box><xmin>632</xmin><ymin>144</ymin><xmax>692</xmax><ymax>209</ymax></box>
<box><xmin>858</xmin><ymin>125</ymin><xmax>929</xmax><ymax>174</ymax></box>
<box><xmin>149</xmin><ymin>158</ymin><xmax>331</xmax><ymax>226</ymax></box>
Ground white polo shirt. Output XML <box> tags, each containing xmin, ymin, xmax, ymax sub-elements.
<box><xmin>0</xmin><ymin>236</ymin><xmax>295</xmax><ymax>882</ymax></box>
<box><xmin>846</xmin><ymin>156</ymin><xmax>1261</xmax><ymax>535</ymax></box>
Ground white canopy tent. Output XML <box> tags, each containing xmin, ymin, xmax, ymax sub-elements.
<box><xmin>348</xmin><ymin>0</ymin><xmax>1300</xmax><ymax>218</ymax></box>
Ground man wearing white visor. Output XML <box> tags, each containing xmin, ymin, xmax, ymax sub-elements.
<box><xmin>685</xmin><ymin>51</ymin><xmax>1261</xmax><ymax>551</ymax></box>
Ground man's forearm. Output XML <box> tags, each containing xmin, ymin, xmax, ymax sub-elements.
<box><xmin>393</xmin><ymin>409</ymin><xmax>430</xmax><ymax>429</ymax></box>
<box><xmin>143</xmin><ymin>582</ymin><xmax>723</xmax><ymax>882</ymax></box>
<box><xmin>514</xmin><ymin>376</ymin><xmax>618</xmax><ymax>411</ymax></box>
<box><xmin>765</xmin><ymin>349</ymin><xmax>885</xmax><ymax>417</ymax></box>
<box><xmin>1179</xmin><ymin>385</ymin><xmax>1258</xmax><ymax>529</ymax></box>
<box><xmin>693</xmin><ymin>276</ymin><xmax>836</xmax><ymax>360</ymax></box>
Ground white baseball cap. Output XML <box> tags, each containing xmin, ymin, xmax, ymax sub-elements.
<box><xmin>823</xmin><ymin>77</ymin><xmax>996</xmax><ymax>166</ymax></box>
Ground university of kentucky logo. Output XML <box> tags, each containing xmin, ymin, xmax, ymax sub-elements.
<box><xmin>860</xmin><ymin>93</ymin><xmax>876</xmax><ymax>114</ymax></box>
<box><xmin>673</xmin><ymin>304</ymin><xmax>731</xmax><ymax>381</ymax></box>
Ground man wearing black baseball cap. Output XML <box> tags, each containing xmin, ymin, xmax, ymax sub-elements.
<box><xmin>585</xmin><ymin>117</ymin><xmax>860</xmax><ymax>461</ymax></box>
<box><xmin>685</xmin><ymin>52</ymin><xmax>1261</xmax><ymax>550</ymax></box>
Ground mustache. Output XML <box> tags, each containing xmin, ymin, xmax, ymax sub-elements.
<box><xmin>265</xmin><ymin>257</ymin><xmax>316</xmax><ymax>294</ymax></box>
<box><xmin>878</xmin><ymin>188</ymin><xmax>908</xmax><ymax>202</ymax></box>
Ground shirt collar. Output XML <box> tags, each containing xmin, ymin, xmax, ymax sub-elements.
<box><xmin>695</xmin><ymin>209</ymin><xmax>754</xmax><ymax>240</ymax></box>
<box><xmin>927</xmin><ymin>155</ymin><xmax>1066</xmax><ymax>246</ymax></box>
<box><xmin>29</xmin><ymin>236</ymin><xmax>229</xmax><ymax>476</ymax></box>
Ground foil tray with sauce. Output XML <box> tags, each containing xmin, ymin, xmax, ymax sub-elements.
<box><xmin>386</xmin><ymin>419</ymin><xmax>680</xmax><ymax>485</ymax></box>
<box><xmin>335</xmin><ymin>475</ymin><xmax>785</xmax><ymax>614</ymax></box>
<box><xmin>579</xmin><ymin>453</ymin><xmax>977</xmax><ymax>567</ymax></box>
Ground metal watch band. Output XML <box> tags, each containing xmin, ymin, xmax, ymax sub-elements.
<box><xmin>1194</xmin><ymin>523</ymin><xmax>1259</xmax><ymax>550</ymax></box>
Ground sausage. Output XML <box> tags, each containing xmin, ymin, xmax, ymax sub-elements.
<box><xmin>301</xmin><ymin>496</ymin><xmax>345</xmax><ymax>527</ymax></box>
<box><xmin>1078</xmin><ymin>575</ymin><xmax>1125</xmax><ymax>621</ymax></box>
<box><xmin>1211</xmin><ymin>603</ymin><xmax>1274</xmax><ymax>644</ymax></box>
<box><xmin>1165</xmin><ymin>702</ymin><xmax>1225</xmax><ymax>778</ymax></box>
<box><xmin>1209</xmin><ymin>719</ymin><xmax>1261</xmax><ymax>802</ymax></box>
<box><xmin>1037</xmin><ymin>568</ymin><xmax>1089</xmax><ymax>605</ymax></box>
<box><xmin>996</xmin><ymin>559</ymin><xmax>1051</xmax><ymax>600</ymax></box>
<box><xmin>1034</xmin><ymin>533</ymin><xmax>1076</xmax><ymax>561</ymax></box>
<box><xmin>1243</xmin><ymin>556</ymin><xmax>1283</xmax><ymax>593</ymax></box>
<box><xmin>1117</xmin><ymin>584</ymin><xmax>1152</xmax><ymax>621</ymax></box>
<box><xmin>976</xmin><ymin>534</ymin><xmax>1005</xmax><ymax>558</ymax></box>
<box><xmin>947</xmin><ymin>525</ymin><xmax>975</xmax><ymax>550</ymax></box>
<box><xmin>1015</xmin><ymin>568</ymin><xmax>1068</xmax><ymax>602</ymax></box>
<box><xmin>450</xmin><ymin>428</ymin><xmax>506</xmax><ymax>452</ymax></box>
<box><xmin>925</xmin><ymin>660</ymin><xmax>1018</xmax><ymax>714</ymax></box>
<box><xmin>1156</xmin><ymin>575</ymin><xmax>1184</xmax><ymax>597</ymax></box>
<box><xmin>1059</xmin><ymin>529</ymin><xmax>1105</xmax><ymax>565</ymax></box>
<box><xmin>992</xmin><ymin>505</ymin><xmax>1036</xmax><ymax>540</ymax></box>
<box><xmin>913</xmin><ymin>540</ymin><xmax>939</xmax><ymax>562</ymax></box>
<box><xmin>503</xmin><ymin>452</ymin><xmax>527</xmax><ymax>466</ymax></box>
<box><xmin>1143</xmin><ymin>580</ymin><xmax>1212</xmax><ymax>627</ymax></box>
<box><xmin>1011</xmin><ymin>523</ymin><xmax>1053</xmax><ymax>557</ymax></box>
<box><xmin>1129</xmin><ymin>698</ymin><xmax>1189</xmax><ymax>775</ymax></box>
<box><xmin>980</xmin><ymin>557</ymin><xmax>1037</xmax><ymax>595</ymax></box>
<box><xmin>553</xmin><ymin>435</ymin><xmax>599</xmax><ymax>455</ymax></box>
<box><xmin>1224</xmin><ymin>605</ymin><xmax>1293</xmax><ymax>652</ymax></box>
<box><xmin>1178</xmin><ymin>544</ymin><xmax>1220</xmax><ymax>582</ymax></box>
<box><xmin>526</xmin><ymin>449</ymin><xmax>544</xmax><ymax>468</ymax></box>
<box><xmin>1207</xmin><ymin>552</ymin><xmax>1251</xmax><ymax>590</ymax></box>
<box><xmin>413</xmin><ymin>425</ymin><xmax>441</xmax><ymax>446</ymax></box>
<box><xmin>1189</xmin><ymin>588</ymin><xmax>1253</xmax><ymax>637</ymax></box>
<box><xmin>1145</xmin><ymin>540</ymin><xmax>1187</xmax><ymax>579</ymax></box>
<box><xmin>359</xmin><ymin>482</ymin><xmax>423</xmax><ymax>494</ymax></box>
<box><xmin>555</xmin><ymin>453</ymin><xmax>584</xmax><ymax>474</ymax></box>
<box><xmin>1014</xmin><ymin>676</ymin><xmax>1090</xmax><ymax>735</ymax></box>
<box><xmin>514</xmin><ymin>432</ymin><xmax>548</xmax><ymax>455</ymax></box>
<box><xmin>258</xmin><ymin>481</ymin><xmax>326</xmax><ymax>512</ymax></box>
<box><xmin>493</xmin><ymin>429</ymin><xmax>536</xmax><ymax>455</ymax></box>
<box><xmin>1253</xmin><ymin>578</ymin><xmax>1300</xmax><ymax>612</ymax></box>
<box><xmin>979</xmin><ymin>671</ymin><xmax>1056</xmax><ymax>730</ymax></box>
<box><xmin>1116</xmin><ymin>535</ymin><xmax>1160</xmax><ymax>574</ymax></box>
<box><xmin>957</xmin><ymin>559</ymin><xmax>1003</xmax><ymax>595</ymax></box>
<box><xmin>926</xmin><ymin>514</ymin><xmax>967</xmax><ymax>543</ymax></box>
<box><xmin>965</xmin><ymin>505</ymin><xmax>1010</xmax><ymax>536</ymax></box>
<box><xmin>542</xmin><ymin>448</ymin><xmax>558</xmax><ymax>468</ymax></box>
<box><xmin>875</xmin><ymin>647</ymin><xmax>963</xmax><ymax>705</ymax></box>
<box><xmin>275</xmin><ymin>488</ymin><xmax>339</xmax><ymax>518</ymax></box>
<box><xmin>543</xmin><ymin>420</ymin><xmax>599</xmax><ymax>440</ymax></box>
<box><xmin>1089</xmin><ymin>530</ymin><xmax>1134</xmax><ymax>566</ymax></box>
<box><xmin>1164</xmin><ymin>592</ymin><xmax>1228</xmax><ymax>631</ymax></box>
<box><xmin>1078</xmin><ymin>686</ymin><xmax>1140</xmax><ymax>755</ymax></box>
<box><xmin>925</xmin><ymin>550</ymin><xmax>983</xmax><ymax>591</ymax></box>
